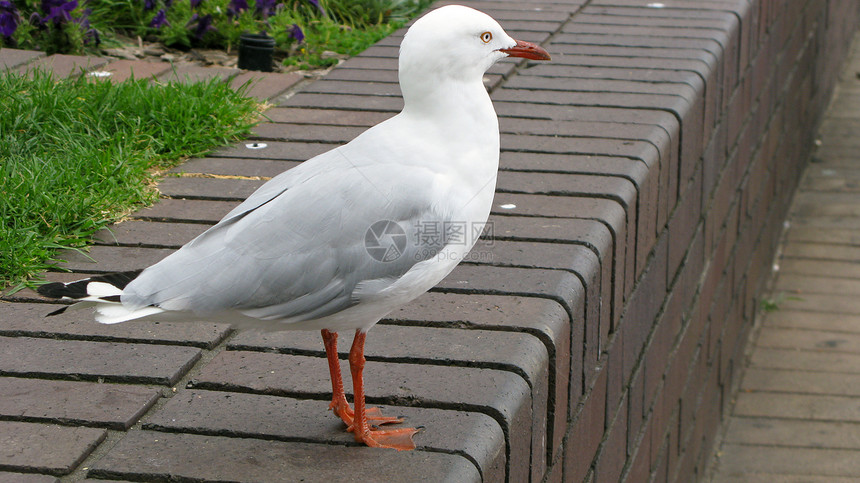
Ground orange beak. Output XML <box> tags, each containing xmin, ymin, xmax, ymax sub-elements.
<box><xmin>499</xmin><ymin>39</ymin><xmax>551</xmax><ymax>61</ymax></box>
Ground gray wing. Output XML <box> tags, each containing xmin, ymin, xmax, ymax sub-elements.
<box><xmin>122</xmin><ymin>147</ymin><xmax>451</xmax><ymax>322</ymax></box>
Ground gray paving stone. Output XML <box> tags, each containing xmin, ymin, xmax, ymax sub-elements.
<box><xmin>0</xmin><ymin>377</ymin><xmax>160</xmax><ymax>430</ymax></box>
<box><xmin>0</xmin><ymin>48</ymin><xmax>45</xmax><ymax>71</ymax></box>
<box><xmin>189</xmin><ymin>350</ymin><xmax>533</xmax><ymax>482</ymax></box>
<box><xmin>89</xmin><ymin>430</ymin><xmax>481</xmax><ymax>482</ymax></box>
<box><xmin>0</xmin><ymin>472</ymin><xmax>59</xmax><ymax>483</ymax></box>
<box><xmin>749</xmin><ymin>347</ymin><xmax>860</xmax><ymax>374</ymax></box>
<box><xmin>716</xmin><ymin>444</ymin><xmax>860</xmax><ymax>478</ymax></box>
<box><xmin>0</xmin><ymin>302</ymin><xmax>230</xmax><ymax>349</ymax></box>
<box><xmin>0</xmin><ymin>421</ymin><xmax>106</xmax><ymax>476</ymax></box>
<box><xmin>724</xmin><ymin>416</ymin><xmax>860</xmax><ymax>450</ymax></box>
<box><xmin>763</xmin><ymin>311</ymin><xmax>860</xmax><ymax>334</ymax></box>
<box><xmin>0</xmin><ymin>336</ymin><xmax>201</xmax><ymax>385</ymax></box>
<box><xmin>740</xmin><ymin>368</ymin><xmax>860</xmax><ymax>397</ymax></box>
<box><xmin>733</xmin><ymin>391</ymin><xmax>860</xmax><ymax>423</ymax></box>
<box><xmin>143</xmin><ymin>389</ymin><xmax>506</xmax><ymax>481</ymax></box>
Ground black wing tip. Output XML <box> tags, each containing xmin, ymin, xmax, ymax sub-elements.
<box><xmin>37</xmin><ymin>282</ymin><xmax>68</xmax><ymax>299</ymax></box>
<box><xmin>46</xmin><ymin>305</ymin><xmax>70</xmax><ymax>317</ymax></box>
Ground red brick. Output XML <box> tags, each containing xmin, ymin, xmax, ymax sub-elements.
<box><xmin>565</xmin><ymin>363</ymin><xmax>608</xmax><ymax>482</ymax></box>
<box><xmin>594</xmin><ymin>393</ymin><xmax>628</xmax><ymax>483</ymax></box>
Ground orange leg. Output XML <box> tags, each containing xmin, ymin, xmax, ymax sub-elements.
<box><xmin>321</xmin><ymin>329</ymin><xmax>406</xmax><ymax>429</ymax></box>
<box><xmin>321</xmin><ymin>329</ymin><xmax>353</xmax><ymax>425</ymax></box>
<box><xmin>348</xmin><ymin>329</ymin><xmax>420</xmax><ymax>450</ymax></box>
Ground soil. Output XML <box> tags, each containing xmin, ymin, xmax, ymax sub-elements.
<box><xmin>99</xmin><ymin>34</ymin><xmax>345</xmax><ymax>78</ymax></box>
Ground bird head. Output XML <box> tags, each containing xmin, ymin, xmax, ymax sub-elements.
<box><xmin>399</xmin><ymin>5</ymin><xmax>550</xmax><ymax>84</ymax></box>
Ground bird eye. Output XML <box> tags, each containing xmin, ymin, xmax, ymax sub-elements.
<box><xmin>480</xmin><ymin>31</ymin><xmax>492</xmax><ymax>43</ymax></box>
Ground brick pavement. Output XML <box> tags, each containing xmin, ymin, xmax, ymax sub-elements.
<box><xmin>707</xmin><ymin>32</ymin><xmax>860</xmax><ymax>482</ymax></box>
<box><xmin>1</xmin><ymin>1</ymin><xmax>859</xmax><ymax>482</ymax></box>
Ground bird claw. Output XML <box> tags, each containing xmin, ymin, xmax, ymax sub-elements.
<box><xmin>356</xmin><ymin>426</ymin><xmax>422</xmax><ymax>451</ymax></box>
<box><xmin>330</xmin><ymin>401</ymin><xmax>404</xmax><ymax>428</ymax></box>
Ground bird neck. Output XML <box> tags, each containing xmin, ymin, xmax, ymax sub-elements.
<box><xmin>399</xmin><ymin>74</ymin><xmax>496</xmax><ymax>127</ymax></box>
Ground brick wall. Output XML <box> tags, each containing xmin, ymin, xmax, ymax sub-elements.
<box><xmin>545</xmin><ymin>1</ymin><xmax>860</xmax><ymax>482</ymax></box>
<box><xmin>4</xmin><ymin>1</ymin><xmax>859</xmax><ymax>481</ymax></box>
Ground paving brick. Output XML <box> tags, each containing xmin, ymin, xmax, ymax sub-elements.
<box><xmin>53</xmin><ymin>245</ymin><xmax>174</xmax><ymax>273</ymax></box>
<box><xmin>131</xmin><ymin>198</ymin><xmax>239</xmax><ymax>223</ymax></box>
<box><xmin>94</xmin><ymin>59</ymin><xmax>171</xmax><ymax>83</ymax></box>
<box><xmin>93</xmin><ymin>220</ymin><xmax>209</xmax><ymax>248</ymax></box>
<box><xmin>90</xmin><ymin>430</ymin><xmax>480</xmax><ymax>482</ymax></box>
<box><xmin>169</xmin><ymin>157</ymin><xmax>298</xmax><ymax>178</ymax></box>
<box><xmin>0</xmin><ymin>421</ymin><xmax>105</xmax><ymax>476</ymax></box>
<box><xmin>741</xmin><ymin>367</ymin><xmax>860</xmax><ymax>397</ymax></box>
<box><xmin>391</xmin><ymin>289</ymin><xmax>574</xmax><ymax>451</ymax></box>
<box><xmin>14</xmin><ymin>54</ymin><xmax>108</xmax><ymax>78</ymax></box>
<box><xmin>750</xmin><ymin>347</ymin><xmax>860</xmax><ymax>374</ymax></box>
<box><xmin>227</xmin><ymin>324</ymin><xmax>549</xmax><ymax>475</ymax></box>
<box><xmin>715</xmin><ymin>444</ymin><xmax>860</xmax><ymax>478</ymax></box>
<box><xmin>778</xmin><ymin>258</ymin><xmax>860</xmax><ymax>279</ymax></box>
<box><xmin>156</xmin><ymin>177</ymin><xmax>264</xmax><ymax>200</ymax></box>
<box><xmin>724</xmin><ymin>416</ymin><xmax>860</xmax><ymax>450</ymax></box>
<box><xmin>156</xmin><ymin>64</ymin><xmax>240</xmax><ymax>84</ymax></box>
<box><xmin>213</xmin><ymin>140</ymin><xmax>331</xmax><ymax>160</ymax></box>
<box><xmin>0</xmin><ymin>473</ymin><xmax>59</xmax><ymax>483</ymax></box>
<box><xmin>302</xmin><ymin>78</ymin><xmax>403</xmax><ymax>96</ymax></box>
<box><xmin>763</xmin><ymin>310</ymin><xmax>860</xmax><ymax>334</ymax></box>
<box><xmin>0</xmin><ymin>48</ymin><xmax>45</xmax><ymax>70</ymax></box>
<box><xmin>263</xmin><ymin>107</ymin><xmax>393</xmax><ymax>126</ymax></box>
<box><xmin>0</xmin><ymin>336</ymin><xmax>200</xmax><ymax>385</ymax></box>
<box><xmin>0</xmin><ymin>377</ymin><xmax>159</xmax><ymax>430</ymax></box>
<box><xmin>143</xmin><ymin>389</ymin><xmax>505</xmax><ymax>481</ymax></box>
<box><xmin>189</xmin><ymin>350</ymin><xmax>532</xmax><ymax>482</ymax></box>
<box><xmin>231</xmin><ymin>71</ymin><xmax>304</xmax><ymax>100</ymax></box>
<box><xmin>0</xmin><ymin>302</ymin><xmax>229</xmax><ymax>348</ymax></box>
<box><xmin>280</xmin><ymin>92</ymin><xmax>404</xmax><ymax>111</ymax></box>
<box><xmin>437</xmin><ymin>264</ymin><xmax>584</xmax><ymax>322</ymax></box>
<box><xmin>490</xmin><ymin>193</ymin><xmax>631</xmax><ymax>310</ymax></box>
<box><xmin>775</xmin><ymin>273</ymin><xmax>860</xmax><ymax>296</ymax></box>
<box><xmin>755</xmin><ymin>326</ymin><xmax>860</xmax><ymax>353</ymax></box>
<box><xmin>733</xmin><ymin>391</ymin><xmax>860</xmax><ymax>423</ymax></box>
<box><xmin>252</xmin><ymin>123</ymin><xmax>368</xmax><ymax>143</ymax></box>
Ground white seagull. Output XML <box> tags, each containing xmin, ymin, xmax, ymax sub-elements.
<box><xmin>38</xmin><ymin>4</ymin><xmax>550</xmax><ymax>450</ymax></box>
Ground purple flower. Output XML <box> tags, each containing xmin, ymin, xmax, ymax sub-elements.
<box><xmin>143</xmin><ymin>0</ymin><xmax>156</xmax><ymax>11</ymax></box>
<box><xmin>255</xmin><ymin>0</ymin><xmax>276</xmax><ymax>17</ymax></box>
<box><xmin>226</xmin><ymin>0</ymin><xmax>247</xmax><ymax>17</ymax></box>
<box><xmin>149</xmin><ymin>8</ymin><xmax>168</xmax><ymax>28</ymax></box>
<box><xmin>187</xmin><ymin>13</ymin><xmax>215</xmax><ymax>39</ymax></box>
<box><xmin>41</xmin><ymin>0</ymin><xmax>78</xmax><ymax>26</ymax></box>
<box><xmin>305</xmin><ymin>0</ymin><xmax>324</xmax><ymax>16</ymax></box>
<box><xmin>190</xmin><ymin>0</ymin><xmax>202</xmax><ymax>8</ymax></box>
<box><xmin>288</xmin><ymin>23</ymin><xmax>303</xmax><ymax>43</ymax></box>
<box><xmin>0</xmin><ymin>0</ymin><xmax>19</xmax><ymax>38</ymax></box>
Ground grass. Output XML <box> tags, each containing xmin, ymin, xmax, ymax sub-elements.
<box><xmin>0</xmin><ymin>70</ymin><xmax>263</xmax><ymax>291</ymax></box>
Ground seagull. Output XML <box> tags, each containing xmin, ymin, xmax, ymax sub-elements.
<box><xmin>38</xmin><ymin>5</ymin><xmax>550</xmax><ymax>450</ymax></box>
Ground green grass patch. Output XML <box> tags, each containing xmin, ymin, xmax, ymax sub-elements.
<box><xmin>0</xmin><ymin>70</ymin><xmax>263</xmax><ymax>290</ymax></box>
